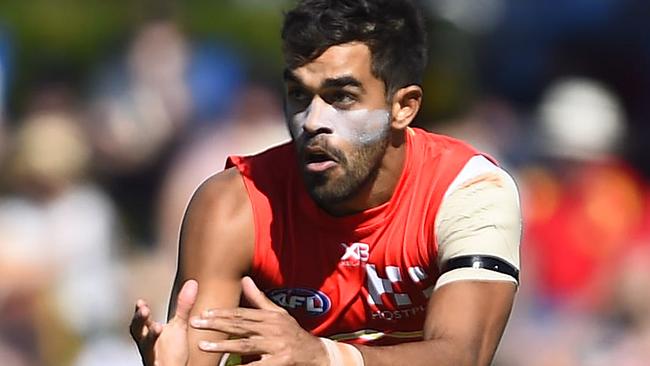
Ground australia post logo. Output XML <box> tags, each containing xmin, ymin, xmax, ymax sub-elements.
<box><xmin>266</xmin><ymin>288</ymin><xmax>331</xmax><ymax>316</ymax></box>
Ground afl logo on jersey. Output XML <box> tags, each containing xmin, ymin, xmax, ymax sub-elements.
<box><xmin>266</xmin><ymin>288</ymin><xmax>331</xmax><ymax>316</ymax></box>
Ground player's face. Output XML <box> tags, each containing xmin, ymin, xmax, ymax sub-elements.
<box><xmin>284</xmin><ymin>42</ymin><xmax>392</xmax><ymax>208</ymax></box>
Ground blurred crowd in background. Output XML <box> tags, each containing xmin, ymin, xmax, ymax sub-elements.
<box><xmin>0</xmin><ymin>1</ymin><xmax>649</xmax><ymax>365</ymax></box>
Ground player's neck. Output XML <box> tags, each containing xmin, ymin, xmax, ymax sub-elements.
<box><xmin>323</xmin><ymin>130</ymin><xmax>407</xmax><ymax>217</ymax></box>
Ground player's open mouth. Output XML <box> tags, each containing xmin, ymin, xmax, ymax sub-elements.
<box><xmin>304</xmin><ymin>148</ymin><xmax>339</xmax><ymax>173</ymax></box>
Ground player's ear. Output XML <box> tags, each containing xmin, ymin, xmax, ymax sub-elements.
<box><xmin>390</xmin><ymin>85</ymin><xmax>422</xmax><ymax>130</ymax></box>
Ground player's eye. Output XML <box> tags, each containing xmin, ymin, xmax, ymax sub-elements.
<box><xmin>327</xmin><ymin>91</ymin><xmax>357</xmax><ymax>109</ymax></box>
<box><xmin>288</xmin><ymin>88</ymin><xmax>310</xmax><ymax>103</ymax></box>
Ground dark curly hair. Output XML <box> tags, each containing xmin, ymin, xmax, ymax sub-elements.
<box><xmin>282</xmin><ymin>0</ymin><xmax>428</xmax><ymax>99</ymax></box>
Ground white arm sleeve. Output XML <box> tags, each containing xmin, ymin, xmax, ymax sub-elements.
<box><xmin>434</xmin><ymin>155</ymin><xmax>522</xmax><ymax>289</ymax></box>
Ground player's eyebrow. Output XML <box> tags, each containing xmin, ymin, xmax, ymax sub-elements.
<box><xmin>283</xmin><ymin>69</ymin><xmax>364</xmax><ymax>92</ymax></box>
<box><xmin>321</xmin><ymin>76</ymin><xmax>364</xmax><ymax>91</ymax></box>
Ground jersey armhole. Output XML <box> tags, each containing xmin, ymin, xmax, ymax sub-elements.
<box><xmin>226</xmin><ymin>157</ymin><xmax>266</xmax><ymax>277</ymax></box>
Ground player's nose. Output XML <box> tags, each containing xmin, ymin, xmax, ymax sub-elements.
<box><xmin>302</xmin><ymin>97</ymin><xmax>334</xmax><ymax>136</ymax></box>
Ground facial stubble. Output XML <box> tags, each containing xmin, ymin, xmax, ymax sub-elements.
<box><xmin>301</xmin><ymin>131</ymin><xmax>390</xmax><ymax>210</ymax></box>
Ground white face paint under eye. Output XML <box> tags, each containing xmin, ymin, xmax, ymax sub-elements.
<box><xmin>290</xmin><ymin>102</ymin><xmax>391</xmax><ymax>145</ymax></box>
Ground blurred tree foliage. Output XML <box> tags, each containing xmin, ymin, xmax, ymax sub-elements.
<box><xmin>178</xmin><ymin>0</ymin><xmax>288</xmax><ymax>58</ymax></box>
<box><xmin>0</xmin><ymin>0</ymin><xmax>292</xmax><ymax>115</ymax></box>
<box><xmin>0</xmin><ymin>0</ymin><xmax>133</xmax><ymax>114</ymax></box>
<box><xmin>0</xmin><ymin>0</ymin><xmax>474</xmax><ymax>123</ymax></box>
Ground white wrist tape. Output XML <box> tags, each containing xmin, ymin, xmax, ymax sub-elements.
<box><xmin>320</xmin><ymin>338</ymin><xmax>365</xmax><ymax>366</ymax></box>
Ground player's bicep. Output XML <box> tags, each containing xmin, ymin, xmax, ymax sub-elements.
<box><xmin>423</xmin><ymin>280</ymin><xmax>516</xmax><ymax>366</ymax></box>
<box><xmin>422</xmin><ymin>157</ymin><xmax>520</xmax><ymax>364</ymax></box>
<box><xmin>170</xmin><ymin>168</ymin><xmax>254</xmax><ymax>365</ymax></box>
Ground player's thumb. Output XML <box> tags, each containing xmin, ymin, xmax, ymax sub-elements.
<box><xmin>241</xmin><ymin>276</ymin><xmax>284</xmax><ymax>312</ymax></box>
<box><xmin>173</xmin><ymin>279</ymin><xmax>199</xmax><ymax>325</ymax></box>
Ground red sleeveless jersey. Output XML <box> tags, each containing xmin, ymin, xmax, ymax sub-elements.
<box><xmin>226</xmin><ymin>128</ymin><xmax>480</xmax><ymax>346</ymax></box>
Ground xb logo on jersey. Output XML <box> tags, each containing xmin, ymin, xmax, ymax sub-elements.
<box><xmin>340</xmin><ymin>242</ymin><xmax>369</xmax><ymax>267</ymax></box>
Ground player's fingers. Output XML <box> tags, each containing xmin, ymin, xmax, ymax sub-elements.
<box><xmin>142</xmin><ymin>321</ymin><xmax>163</xmax><ymax>349</ymax></box>
<box><xmin>174</xmin><ymin>279</ymin><xmax>199</xmax><ymax>324</ymax></box>
<box><xmin>190</xmin><ymin>316</ymin><xmax>268</xmax><ymax>336</ymax></box>
<box><xmin>198</xmin><ymin>337</ymin><xmax>273</xmax><ymax>355</ymax></box>
<box><xmin>130</xmin><ymin>300</ymin><xmax>150</xmax><ymax>341</ymax></box>
<box><xmin>241</xmin><ymin>276</ymin><xmax>285</xmax><ymax>313</ymax></box>
<box><xmin>200</xmin><ymin>307</ymin><xmax>274</xmax><ymax>322</ymax></box>
<box><xmin>137</xmin><ymin>322</ymin><xmax>160</xmax><ymax>366</ymax></box>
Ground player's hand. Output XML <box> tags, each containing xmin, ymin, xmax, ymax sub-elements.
<box><xmin>130</xmin><ymin>279</ymin><xmax>199</xmax><ymax>366</ymax></box>
<box><xmin>190</xmin><ymin>276</ymin><xmax>329</xmax><ymax>366</ymax></box>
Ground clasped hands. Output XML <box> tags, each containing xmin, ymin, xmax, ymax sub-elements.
<box><xmin>130</xmin><ymin>277</ymin><xmax>329</xmax><ymax>366</ymax></box>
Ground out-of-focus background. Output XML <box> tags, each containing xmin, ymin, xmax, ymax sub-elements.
<box><xmin>0</xmin><ymin>1</ymin><xmax>649</xmax><ymax>365</ymax></box>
